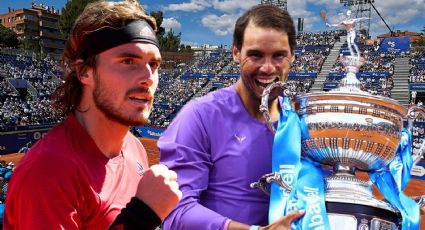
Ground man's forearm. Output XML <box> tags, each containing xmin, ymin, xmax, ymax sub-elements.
<box><xmin>228</xmin><ymin>220</ymin><xmax>251</xmax><ymax>230</ymax></box>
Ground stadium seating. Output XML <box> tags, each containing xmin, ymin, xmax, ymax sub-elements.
<box><xmin>1</xmin><ymin>31</ymin><xmax>424</xmax><ymax>150</ymax></box>
<box><xmin>0</xmin><ymin>51</ymin><xmax>62</xmax><ymax>132</ymax></box>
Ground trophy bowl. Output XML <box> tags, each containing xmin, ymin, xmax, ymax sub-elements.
<box><xmin>293</xmin><ymin>91</ymin><xmax>406</xmax><ymax>171</ymax></box>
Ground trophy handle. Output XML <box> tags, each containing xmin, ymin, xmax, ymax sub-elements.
<box><xmin>412</xmin><ymin>195</ymin><xmax>425</xmax><ymax>209</ymax></box>
<box><xmin>407</xmin><ymin>105</ymin><xmax>425</xmax><ymax>165</ymax></box>
<box><xmin>260</xmin><ymin>81</ymin><xmax>294</xmax><ymax>134</ymax></box>
<box><xmin>252</xmin><ymin>82</ymin><xmax>295</xmax><ymax>195</ymax></box>
<box><xmin>250</xmin><ymin>172</ymin><xmax>292</xmax><ymax>196</ymax></box>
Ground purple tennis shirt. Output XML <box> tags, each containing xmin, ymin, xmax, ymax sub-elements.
<box><xmin>159</xmin><ymin>86</ymin><xmax>275</xmax><ymax>230</ymax></box>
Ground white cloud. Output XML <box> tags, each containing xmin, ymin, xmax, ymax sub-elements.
<box><xmin>201</xmin><ymin>13</ymin><xmax>239</xmax><ymax>36</ymax></box>
<box><xmin>165</xmin><ymin>0</ymin><xmax>211</xmax><ymax>12</ymax></box>
<box><xmin>288</xmin><ymin>0</ymin><xmax>322</xmax><ymax>32</ymax></box>
<box><xmin>162</xmin><ymin>0</ymin><xmax>424</xmax><ymax>42</ymax></box>
<box><xmin>306</xmin><ymin>0</ymin><xmax>340</xmax><ymax>10</ymax></box>
<box><xmin>212</xmin><ymin>0</ymin><xmax>258</xmax><ymax>13</ymax></box>
<box><xmin>162</xmin><ymin>18</ymin><xmax>182</xmax><ymax>32</ymax></box>
<box><xmin>181</xmin><ymin>40</ymin><xmax>201</xmax><ymax>46</ymax></box>
<box><xmin>164</xmin><ymin>0</ymin><xmax>258</xmax><ymax>13</ymax></box>
<box><xmin>301</xmin><ymin>0</ymin><xmax>425</xmax><ymax>36</ymax></box>
<box><xmin>372</xmin><ymin>0</ymin><xmax>425</xmax><ymax>26</ymax></box>
<box><xmin>355</xmin><ymin>0</ymin><xmax>425</xmax><ymax>36</ymax></box>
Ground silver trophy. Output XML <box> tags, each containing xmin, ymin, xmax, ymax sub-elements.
<box><xmin>254</xmin><ymin>15</ymin><xmax>425</xmax><ymax>229</ymax></box>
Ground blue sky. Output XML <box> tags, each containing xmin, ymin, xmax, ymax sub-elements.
<box><xmin>1</xmin><ymin>0</ymin><xmax>424</xmax><ymax>47</ymax></box>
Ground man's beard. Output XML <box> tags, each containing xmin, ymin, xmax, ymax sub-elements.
<box><xmin>93</xmin><ymin>74</ymin><xmax>150</xmax><ymax>127</ymax></box>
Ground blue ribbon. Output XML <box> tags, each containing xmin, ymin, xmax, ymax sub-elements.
<box><xmin>369</xmin><ymin>129</ymin><xmax>420</xmax><ymax>230</ymax></box>
<box><xmin>269</xmin><ymin>97</ymin><xmax>330</xmax><ymax>229</ymax></box>
<box><xmin>269</xmin><ymin>97</ymin><xmax>301</xmax><ymax>222</ymax></box>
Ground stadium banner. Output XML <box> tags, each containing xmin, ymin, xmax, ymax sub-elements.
<box><xmin>328</xmin><ymin>72</ymin><xmax>389</xmax><ymax>81</ymax></box>
<box><xmin>342</xmin><ymin>49</ymin><xmax>351</xmax><ymax>55</ymax></box>
<box><xmin>1</xmin><ymin>123</ymin><xmax>53</xmax><ymax>133</ymax></box>
<box><xmin>210</xmin><ymin>52</ymin><xmax>220</xmax><ymax>58</ymax></box>
<box><xmin>409</xmin><ymin>83</ymin><xmax>425</xmax><ymax>91</ymax></box>
<box><xmin>212</xmin><ymin>81</ymin><xmax>224</xmax><ymax>88</ymax></box>
<box><xmin>133</xmin><ymin>126</ymin><xmax>164</xmax><ymax>139</ymax></box>
<box><xmin>0</xmin><ymin>126</ymin><xmax>52</xmax><ymax>155</ymax></box>
<box><xmin>328</xmin><ymin>72</ymin><xmax>346</xmax><ymax>78</ymax></box>
<box><xmin>156</xmin><ymin>101</ymin><xmax>171</xmax><ymax>110</ymax></box>
<box><xmin>323</xmin><ymin>82</ymin><xmax>338</xmax><ymax>89</ymax></box>
<box><xmin>411</xmin><ymin>161</ymin><xmax>425</xmax><ymax>181</ymax></box>
<box><xmin>181</xmin><ymin>73</ymin><xmax>215</xmax><ymax>79</ymax></box>
<box><xmin>358</xmin><ymin>72</ymin><xmax>389</xmax><ymax>77</ymax></box>
<box><xmin>303</xmin><ymin>45</ymin><xmax>332</xmax><ymax>51</ymax></box>
<box><xmin>158</xmin><ymin>104</ymin><xmax>170</xmax><ymax>109</ymax></box>
<box><xmin>328</xmin><ymin>72</ymin><xmax>389</xmax><ymax>78</ymax></box>
<box><xmin>295</xmin><ymin>50</ymin><xmax>301</xmax><ymax>56</ymax></box>
<box><xmin>221</xmin><ymin>73</ymin><xmax>240</xmax><ymax>78</ymax></box>
<box><xmin>288</xmin><ymin>72</ymin><xmax>317</xmax><ymax>80</ymax></box>
<box><xmin>378</xmin><ymin>37</ymin><xmax>410</xmax><ymax>54</ymax></box>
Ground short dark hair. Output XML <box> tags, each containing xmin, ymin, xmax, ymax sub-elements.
<box><xmin>232</xmin><ymin>5</ymin><xmax>296</xmax><ymax>54</ymax></box>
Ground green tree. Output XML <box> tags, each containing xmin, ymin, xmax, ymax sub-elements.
<box><xmin>160</xmin><ymin>29</ymin><xmax>181</xmax><ymax>52</ymax></box>
<box><xmin>0</xmin><ymin>24</ymin><xmax>19</xmax><ymax>47</ymax></box>
<box><xmin>18</xmin><ymin>38</ymin><xmax>37</xmax><ymax>51</ymax></box>
<box><xmin>150</xmin><ymin>11</ymin><xmax>166</xmax><ymax>40</ymax></box>
<box><xmin>150</xmin><ymin>10</ymin><xmax>190</xmax><ymax>52</ymax></box>
<box><xmin>179</xmin><ymin>44</ymin><xmax>192</xmax><ymax>53</ymax></box>
<box><xmin>58</xmin><ymin>3</ymin><xmax>191</xmax><ymax>53</ymax></box>
<box><xmin>58</xmin><ymin>0</ymin><xmax>98</xmax><ymax>37</ymax></box>
<box><xmin>413</xmin><ymin>37</ymin><xmax>425</xmax><ymax>47</ymax></box>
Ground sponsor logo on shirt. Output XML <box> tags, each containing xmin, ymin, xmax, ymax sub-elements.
<box><xmin>234</xmin><ymin>134</ymin><xmax>246</xmax><ymax>143</ymax></box>
<box><xmin>137</xmin><ymin>161</ymin><xmax>144</xmax><ymax>176</ymax></box>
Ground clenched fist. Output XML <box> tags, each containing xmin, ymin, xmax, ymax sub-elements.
<box><xmin>135</xmin><ymin>164</ymin><xmax>182</xmax><ymax>220</ymax></box>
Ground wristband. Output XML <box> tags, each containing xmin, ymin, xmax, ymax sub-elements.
<box><xmin>249</xmin><ymin>225</ymin><xmax>260</xmax><ymax>230</ymax></box>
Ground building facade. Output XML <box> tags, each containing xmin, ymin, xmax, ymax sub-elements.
<box><xmin>0</xmin><ymin>3</ymin><xmax>65</xmax><ymax>54</ymax></box>
<box><xmin>378</xmin><ymin>31</ymin><xmax>424</xmax><ymax>43</ymax></box>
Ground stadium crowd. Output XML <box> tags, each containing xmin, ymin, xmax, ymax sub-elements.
<box><xmin>0</xmin><ymin>161</ymin><xmax>15</xmax><ymax>223</ymax></box>
<box><xmin>0</xmin><ymin>51</ymin><xmax>63</xmax><ymax>131</ymax></box>
<box><xmin>409</xmin><ymin>50</ymin><xmax>425</xmax><ymax>83</ymax></box>
<box><xmin>1</xmin><ymin>30</ymin><xmax>412</xmax><ymax>129</ymax></box>
<box><xmin>407</xmin><ymin>51</ymin><xmax>425</xmax><ymax>155</ymax></box>
<box><xmin>296</xmin><ymin>30</ymin><xmax>345</xmax><ymax>46</ymax></box>
<box><xmin>0</xmin><ymin>31</ymin><xmax>423</xmax><ymax>135</ymax></box>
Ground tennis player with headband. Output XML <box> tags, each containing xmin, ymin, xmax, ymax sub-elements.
<box><xmin>4</xmin><ymin>1</ymin><xmax>181</xmax><ymax>230</ymax></box>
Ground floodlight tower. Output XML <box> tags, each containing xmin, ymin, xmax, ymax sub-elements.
<box><xmin>260</xmin><ymin>0</ymin><xmax>287</xmax><ymax>10</ymax></box>
<box><xmin>340</xmin><ymin>0</ymin><xmax>373</xmax><ymax>38</ymax></box>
